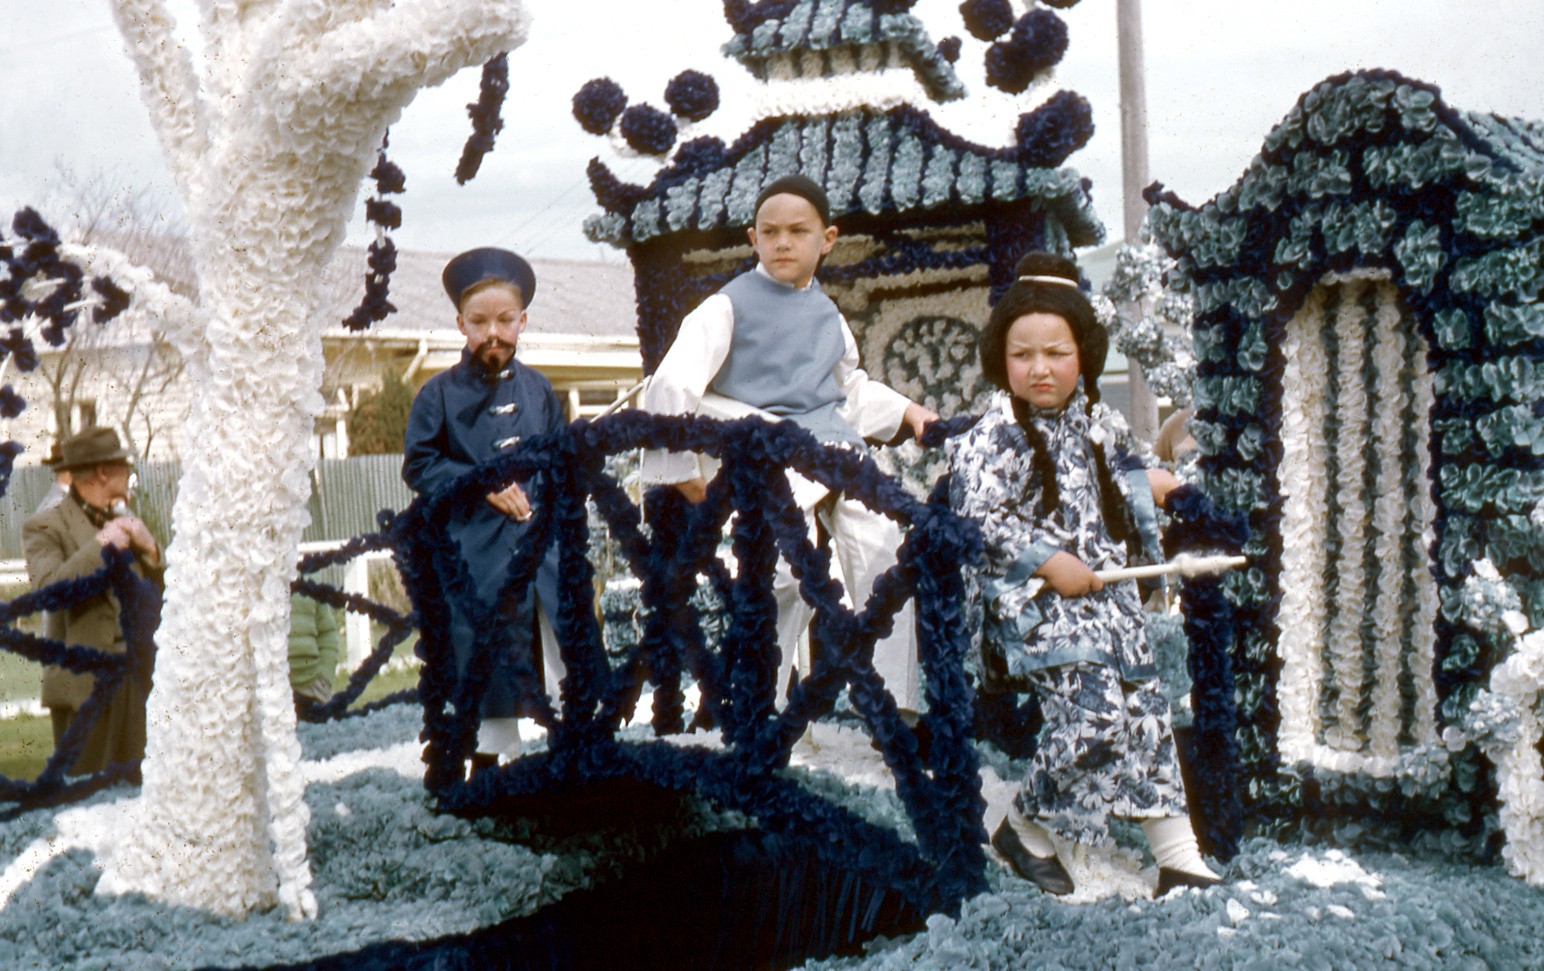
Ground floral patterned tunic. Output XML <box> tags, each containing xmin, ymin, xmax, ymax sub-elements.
<box><xmin>949</xmin><ymin>391</ymin><xmax>1161</xmax><ymax>686</ymax></box>
<box><xmin>949</xmin><ymin>391</ymin><xmax>1188</xmax><ymax>844</ymax></box>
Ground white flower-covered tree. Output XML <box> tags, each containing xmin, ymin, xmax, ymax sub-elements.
<box><xmin>92</xmin><ymin>0</ymin><xmax>529</xmax><ymax>920</ymax></box>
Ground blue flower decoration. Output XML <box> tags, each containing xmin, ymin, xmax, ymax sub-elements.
<box><xmin>985</xmin><ymin>8</ymin><xmax>1069</xmax><ymax>94</ymax></box>
<box><xmin>0</xmin><ymin>384</ymin><xmax>24</xmax><ymax>419</ymax></box>
<box><xmin>573</xmin><ymin>77</ymin><xmax>629</xmax><ymax>136</ymax></box>
<box><xmin>91</xmin><ymin>276</ymin><xmax>131</xmax><ymax>322</ymax></box>
<box><xmin>671</xmin><ymin>136</ymin><xmax>730</xmax><ymax>174</ymax></box>
<box><xmin>1014</xmin><ymin>90</ymin><xmax>1093</xmax><ymax>167</ymax></box>
<box><xmin>364</xmin><ymin>199</ymin><xmax>402</xmax><ymax>231</ymax></box>
<box><xmin>620</xmin><ymin>104</ymin><xmax>679</xmax><ymax>156</ymax></box>
<box><xmin>937</xmin><ymin>35</ymin><xmax>962</xmax><ymax>64</ymax></box>
<box><xmin>664</xmin><ymin>70</ymin><xmax>721</xmax><ymax>123</ymax></box>
<box><xmin>959</xmin><ymin>0</ymin><xmax>1013</xmax><ymax>41</ymax></box>
<box><xmin>455</xmin><ymin>53</ymin><xmax>510</xmax><ymax>186</ymax></box>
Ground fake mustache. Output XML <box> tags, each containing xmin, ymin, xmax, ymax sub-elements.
<box><xmin>477</xmin><ymin>336</ymin><xmax>515</xmax><ymax>356</ymax></box>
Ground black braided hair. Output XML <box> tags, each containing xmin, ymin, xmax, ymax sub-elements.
<box><xmin>980</xmin><ymin>252</ymin><xmax>1140</xmax><ymax>556</ymax></box>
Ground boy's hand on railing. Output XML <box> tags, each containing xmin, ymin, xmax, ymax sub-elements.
<box><xmin>673</xmin><ymin>477</ymin><xmax>709</xmax><ymax>504</ymax></box>
<box><xmin>901</xmin><ymin>402</ymin><xmax>940</xmax><ymax>442</ymax></box>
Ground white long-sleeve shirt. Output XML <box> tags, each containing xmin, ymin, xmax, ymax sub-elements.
<box><xmin>640</xmin><ymin>266</ymin><xmax>912</xmax><ymax>485</ymax></box>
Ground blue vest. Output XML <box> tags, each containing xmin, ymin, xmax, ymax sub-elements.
<box><xmin>709</xmin><ymin>270</ymin><xmax>863</xmax><ymax>446</ymax></box>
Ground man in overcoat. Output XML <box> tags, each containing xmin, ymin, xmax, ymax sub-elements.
<box><xmin>23</xmin><ymin>426</ymin><xmax>162</xmax><ymax>775</ymax></box>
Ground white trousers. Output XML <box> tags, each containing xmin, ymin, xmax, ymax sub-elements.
<box><xmin>658</xmin><ymin>393</ymin><xmax>920</xmax><ymax>716</ymax></box>
<box><xmin>478</xmin><ymin>605</ymin><xmax>564</xmax><ymax>756</ymax></box>
<box><xmin>770</xmin><ymin>470</ymin><xmax>920</xmax><ymax>715</ymax></box>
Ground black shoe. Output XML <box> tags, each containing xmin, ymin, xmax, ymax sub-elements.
<box><xmin>1155</xmin><ymin>867</ymin><xmax>1222</xmax><ymax>896</ymax></box>
<box><xmin>991</xmin><ymin>820</ymin><xmax>1073</xmax><ymax>895</ymax></box>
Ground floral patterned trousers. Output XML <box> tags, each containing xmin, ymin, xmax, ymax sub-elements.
<box><xmin>1014</xmin><ymin>661</ymin><xmax>1189</xmax><ymax>846</ymax></box>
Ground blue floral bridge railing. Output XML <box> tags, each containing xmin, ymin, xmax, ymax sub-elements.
<box><xmin>0</xmin><ymin>408</ymin><xmax>1245</xmax><ymax>913</ymax></box>
<box><xmin>0</xmin><ymin>549</ymin><xmax>158</xmax><ymax>817</ymax></box>
<box><xmin>389</xmin><ymin>410</ymin><xmax>991</xmax><ymax>916</ymax></box>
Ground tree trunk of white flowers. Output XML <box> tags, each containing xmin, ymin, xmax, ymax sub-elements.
<box><xmin>93</xmin><ymin>0</ymin><xmax>529</xmax><ymax>920</ymax></box>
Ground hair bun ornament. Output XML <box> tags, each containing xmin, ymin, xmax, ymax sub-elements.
<box><xmin>572</xmin><ymin>77</ymin><xmax>629</xmax><ymax>135</ymax></box>
<box><xmin>619</xmin><ymin>104</ymin><xmax>679</xmax><ymax>156</ymax></box>
<box><xmin>664</xmin><ymin>70</ymin><xmax>721</xmax><ymax>123</ymax></box>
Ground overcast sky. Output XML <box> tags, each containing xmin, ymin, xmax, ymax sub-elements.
<box><xmin>2</xmin><ymin>0</ymin><xmax>1540</xmax><ymax>264</ymax></box>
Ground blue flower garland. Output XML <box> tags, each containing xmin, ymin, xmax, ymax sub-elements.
<box><xmin>1013</xmin><ymin>89</ymin><xmax>1093</xmax><ymax>167</ymax></box>
<box><xmin>959</xmin><ymin>0</ymin><xmax>1013</xmax><ymax>41</ymax></box>
<box><xmin>620</xmin><ymin>104</ymin><xmax>679</xmax><ymax>156</ymax></box>
<box><xmin>341</xmin><ymin>147</ymin><xmax>405</xmax><ymax>332</ymax></box>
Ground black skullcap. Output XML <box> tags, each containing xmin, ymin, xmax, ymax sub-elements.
<box><xmin>754</xmin><ymin>174</ymin><xmax>831</xmax><ymax>225</ymax></box>
<box><xmin>442</xmin><ymin>248</ymin><xmax>537</xmax><ymax>309</ymax></box>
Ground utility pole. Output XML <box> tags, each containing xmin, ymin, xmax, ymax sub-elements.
<box><xmin>1117</xmin><ymin>0</ymin><xmax>1159</xmax><ymax>443</ymax></box>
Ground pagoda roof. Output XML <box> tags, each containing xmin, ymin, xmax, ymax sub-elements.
<box><xmin>1148</xmin><ymin>69</ymin><xmax>1544</xmax><ymax>296</ymax></box>
<box><xmin>722</xmin><ymin>0</ymin><xmax>965</xmax><ymax>102</ymax></box>
<box><xmin>584</xmin><ymin>104</ymin><xmax>1103</xmax><ymax>250</ymax></box>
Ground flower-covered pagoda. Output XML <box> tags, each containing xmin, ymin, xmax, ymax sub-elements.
<box><xmin>576</xmin><ymin>0</ymin><xmax>1104</xmax><ymax>417</ymax></box>
<box><xmin>1147</xmin><ymin>69</ymin><xmax>1544</xmax><ymax>873</ymax></box>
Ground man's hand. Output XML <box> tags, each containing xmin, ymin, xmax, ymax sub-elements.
<box><xmin>674</xmin><ymin>477</ymin><xmax>708</xmax><ymax>504</ymax></box>
<box><xmin>486</xmin><ymin>482</ymin><xmax>533</xmax><ymax>521</ymax></box>
<box><xmin>97</xmin><ymin>515</ymin><xmax>159</xmax><ymax>565</ymax></box>
<box><xmin>900</xmin><ymin>402</ymin><xmax>940</xmax><ymax>442</ymax></box>
<box><xmin>1035</xmin><ymin>551</ymin><xmax>1103</xmax><ymax>598</ymax></box>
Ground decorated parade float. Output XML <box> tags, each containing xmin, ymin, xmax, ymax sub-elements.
<box><xmin>1</xmin><ymin>1</ymin><xmax>1542</xmax><ymax>968</ymax></box>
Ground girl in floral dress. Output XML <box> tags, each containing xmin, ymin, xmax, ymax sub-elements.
<box><xmin>949</xmin><ymin>252</ymin><xmax>1220</xmax><ymax>896</ymax></box>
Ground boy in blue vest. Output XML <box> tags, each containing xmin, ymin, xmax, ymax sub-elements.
<box><xmin>642</xmin><ymin>174</ymin><xmax>938</xmax><ymax>726</ymax></box>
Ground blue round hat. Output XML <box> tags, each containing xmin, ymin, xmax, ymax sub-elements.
<box><xmin>441</xmin><ymin>248</ymin><xmax>536</xmax><ymax>309</ymax></box>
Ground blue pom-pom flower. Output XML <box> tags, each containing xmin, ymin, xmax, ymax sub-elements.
<box><xmin>1014</xmin><ymin>89</ymin><xmax>1094</xmax><ymax>166</ymax></box>
<box><xmin>620</xmin><ymin>104</ymin><xmax>679</xmax><ymax>155</ymax></box>
<box><xmin>573</xmin><ymin>77</ymin><xmax>629</xmax><ymax>136</ymax></box>
<box><xmin>959</xmin><ymin>0</ymin><xmax>1013</xmax><ymax>41</ymax></box>
<box><xmin>664</xmin><ymin>70</ymin><xmax>720</xmax><ymax>123</ymax></box>
<box><xmin>985</xmin><ymin>8</ymin><xmax>1069</xmax><ymax>94</ymax></box>
<box><xmin>0</xmin><ymin>384</ymin><xmax>24</xmax><ymax>419</ymax></box>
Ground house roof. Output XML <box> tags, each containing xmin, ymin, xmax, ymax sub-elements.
<box><xmin>314</xmin><ymin>247</ymin><xmax>639</xmax><ymax>342</ymax></box>
<box><xmin>584</xmin><ymin>104</ymin><xmax>1102</xmax><ymax>249</ymax></box>
<box><xmin>721</xmin><ymin>0</ymin><xmax>965</xmax><ymax>102</ymax></box>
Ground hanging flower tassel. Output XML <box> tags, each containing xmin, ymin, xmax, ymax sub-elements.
<box><xmin>455</xmin><ymin>53</ymin><xmax>510</xmax><ymax>185</ymax></box>
<box><xmin>340</xmin><ymin>147</ymin><xmax>406</xmax><ymax>332</ymax></box>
